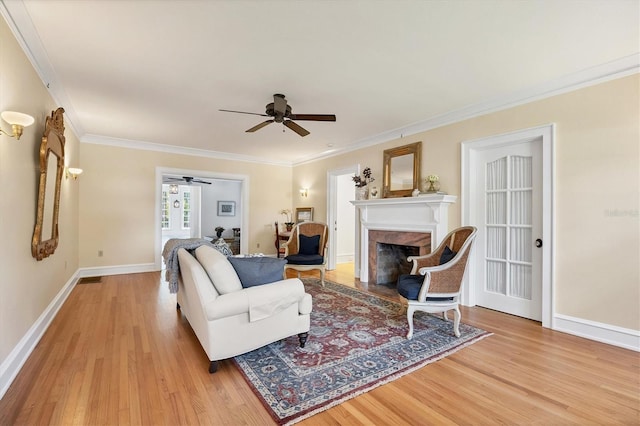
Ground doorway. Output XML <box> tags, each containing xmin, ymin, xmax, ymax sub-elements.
<box><xmin>327</xmin><ymin>165</ymin><xmax>359</xmax><ymax>272</ymax></box>
<box><xmin>461</xmin><ymin>124</ymin><xmax>554</xmax><ymax>328</ymax></box>
<box><xmin>161</xmin><ymin>183</ymin><xmax>202</xmax><ymax>249</ymax></box>
<box><xmin>155</xmin><ymin>167</ymin><xmax>249</xmax><ymax>270</ymax></box>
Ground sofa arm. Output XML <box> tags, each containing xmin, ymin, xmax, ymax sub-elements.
<box><xmin>204</xmin><ymin>291</ymin><xmax>249</xmax><ymax>321</ymax></box>
<box><xmin>245</xmin><ymin>278</ymin><xmax>307</xmax><ymax>322</ymax></box>
<box><xmin>203</xmin><ymin>278</ymin><xmax>307</xmax><ymax>322</ymax></box>
<box><xmin>299</xmin><ymin>293</ymin><xmax>312</xmax><ymax>315</ymax></box>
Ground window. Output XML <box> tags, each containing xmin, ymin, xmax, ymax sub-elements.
<box><xmin>161</xmin><ymin>190</ymin><xmax>170</xmax><ymax>229</ymax></box>
<box><xmin>182</xmin><ymin>190</ymin><xmax>191</xmax><ymax>229</ymax></box>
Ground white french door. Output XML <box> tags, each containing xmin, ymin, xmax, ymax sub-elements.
<box><xmin>475</xmin><ymin>139</ymin><xmax>543</xmax><ymax>321</ymax></box>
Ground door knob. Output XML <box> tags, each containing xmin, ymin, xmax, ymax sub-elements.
<box><xmin>535</xmin><ymin>238</ymin><xmax>543</xmax><ymax>248</ymax></box>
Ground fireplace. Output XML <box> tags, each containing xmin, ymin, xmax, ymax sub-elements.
<box><xmin>369</xmin><ymin>230</ymin><xmax>430</xmax><ymax>285</ymax></box>
<box><xmin>375</xmin><ymin>243</ymin><xmax>420</xmax><ymax>284</ymax></box>
<box><xmin>351</xmin><ymin>194</ymin><xmax>457</xmax><ymax>282</ymax></box>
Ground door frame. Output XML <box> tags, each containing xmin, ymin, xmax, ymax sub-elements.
<box><xmin>327</xmin><ymin>164</ymin><xmax>359</xmax><ymax>271</ymax></box>
<box><xmin>155</xmin><ymin>166</ymin><xmax>250</xmax><ymax>270</ymax></box>
<box><xmin>461</xmin><ymin>124</ymin><xmax>555</xmax><ymax>329</ymax></box>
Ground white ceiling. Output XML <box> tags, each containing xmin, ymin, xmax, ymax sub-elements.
<box><xmin>2</xmin><ymin>0</ymin><xmax>638</xmax><ymax>165</ymax></box>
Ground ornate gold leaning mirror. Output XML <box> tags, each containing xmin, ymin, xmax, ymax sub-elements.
<box><xmin>382</xmin><ymin>141</ymin><xmax>422</xmax><ymax>198</ymax></box>
<box><xmin>32</xmin><ymin>107</ymin><xmax>65</xmax><ymax>260</ymax></box>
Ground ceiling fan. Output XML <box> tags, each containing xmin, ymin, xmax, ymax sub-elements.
<box><xmin>219</xmin><ymin>93</ymin><xmax>336</xmax><ymax>137</ymax></box>
<box><xmin>165</xmin><ymin>176</ymin><xmax>211</xmax><ymax>185</ymax></box>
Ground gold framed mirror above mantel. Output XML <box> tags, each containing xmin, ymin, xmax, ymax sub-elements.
<box><xmin>32</xmin><ymin>107</ymin><xmax>65</xmax><ymax>261</ymax></box>
<box><xmin>382</xmin><ymin>141</ymin><xmax>422</xmax><ymax>198</ymax></box>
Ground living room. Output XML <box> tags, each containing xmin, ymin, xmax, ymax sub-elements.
<box><xmin>0</xmin><ymin>1</ymin><xmax>638</xmax><ymax>424</ymax></box>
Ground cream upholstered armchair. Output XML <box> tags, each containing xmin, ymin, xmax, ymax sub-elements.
<box><xmin>397</xmin><ymin>226</ymin><xmax>477</xmax><ymax>339</ymax></box>
<box><xmin>282</xmin><ymin>221</ymin><xmax>329</xmax><ymax>286</ymax></box>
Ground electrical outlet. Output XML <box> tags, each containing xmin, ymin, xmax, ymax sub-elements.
<box><xmin>98</xmin><ymin>250</ymin><xmax>103</xmax><ymax>257</ymax></box>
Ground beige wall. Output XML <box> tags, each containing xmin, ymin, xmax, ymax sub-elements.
<box><xmin>79</xmin><ymin>144</ymin><xmax>293</xmax><ymax>267</ymax></box>
<box><xmin>293</xmin><ymin>74</ymin><xmax>640</xmax><ymax>330</ymax></box>
<box><xmin>2</xmin><ymin>11</ymin><xmax>638</xmax><ymax>377</ymax></box>
<box><xmin>0</xmin><ymin>18</ymin><xmax>81</xmax><ymax>363</ymax></box>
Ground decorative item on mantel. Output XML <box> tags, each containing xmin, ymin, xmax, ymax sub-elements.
<box><xmin>280</xmin><ymin>209</ymin><xmax>295</xmax><ymax>231</ymax></box>
<box><xmin>353</xmin><ymin>167</ymin><xmax>375</xmax><ymax>200</ymax></box>
<box><xmin>369</xmin><ymin>186</ymin><xmax>380</xmax><ymax>199</ymax></box>
<box><xmin>421</xmin><ymin>174</ymin><xmax>444</xmax><ymax>194</ymax></box>
<box><xmin>215</xmin><ymin>226</ymin><xmax>225</xmax><ymax>238</ymax></box>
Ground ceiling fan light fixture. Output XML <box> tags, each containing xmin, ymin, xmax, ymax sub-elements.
<box><xmin>221</xmin><ymin>93</ymin><xmax>335</xmax><ymax>137</ymax></box>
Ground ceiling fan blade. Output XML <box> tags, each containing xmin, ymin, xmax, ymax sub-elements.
<box><xmin>219</xmin><ymin>109</ymin><xmax>269</xmax><ymax>117</ymax></box>
<box><xmin>288</xmin><ymin>114</ymin><xmax>336</xmax><ymax>122</ymax></box>
<box><xmin>283</xmin><ymin>120</ymin><xmax>310</xmax><ymax>137</ymax></box>
<box><xmin>192</xmin><ymin>180</ymin><xmax>211</xmax><ymax>184</ymax></box>
<box><xmin>246</xmin><ymin>120</ymin><xmax>274</xmax><ymax>132</ymax></box>
<box><xmin>273</xmin><ymin>93</ymin><xmax>287</xmax><ymax>115</ymax></box>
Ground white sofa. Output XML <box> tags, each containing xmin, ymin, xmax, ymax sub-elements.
<box><xmin>176</xmin><ymin>245</ymin><xmax>312</xmax><ymax>372</ymax></box>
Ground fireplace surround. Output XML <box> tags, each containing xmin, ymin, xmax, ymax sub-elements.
<box><xmin>351</xmin><ymin>194</ymin><xmax>457</xmax><ymax>282</ymax></box>
<box><xmin>370</xmin><ymin>231</ymin><xmax>428</xmax><ymax>284</ymax></box>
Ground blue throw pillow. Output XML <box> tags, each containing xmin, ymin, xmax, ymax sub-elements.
<box><xmin>439</xmin><ymin>246</ymin><xmax>457</xmax><ymax>264</ymax></box>
<box><xmin>227</xmin><ymin>256</ymin><xmax>287</xmax><ymax>288</ymax></box>
<box><xmin>299</xmin><ymin>234</ymin><xmax>320</xmax><ymax>255</ymax></box>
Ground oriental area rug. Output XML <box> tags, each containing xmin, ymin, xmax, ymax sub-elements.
<box><xmin>233</xmin><ymin>279</ymin><xmax>491</xmax><ymax>425</ymax></box>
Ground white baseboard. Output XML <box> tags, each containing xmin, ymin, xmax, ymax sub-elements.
<box><xmin>0</xmin><ymin>263</ymin><xmax>159</xmax><ymax>399</ymax></box>
<box><xmin>0</xmin><ymin>270</ymin><xmax>79</xmax><ymax>399</ymax></box>
<box><xmin>337</xmin><ymin>254</ymin><xmax>354</xmax><ymax>264</ymax></box>
<box><xmin>553</xmin><ymin>314</ymin><xmax>640</xmax><ymax>352</ymax></box>
<box><xmin>77</xmin><ymin>263</ymin><xmax>157</xmax><ymax>277</ymax></box>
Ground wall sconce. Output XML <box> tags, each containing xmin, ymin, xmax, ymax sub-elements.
<box><xmin>65</xmin><ymin>167</ymin><xmax>83</xmax><ymax>180</ymax></box>
<box><xmin>0</xmin><ymin>111</ymin><xmax>35</xmax><ymax>140</ymax></box>
<box><xmin>300</xmin><ymin>188</ymin><xmax>309</xmax><ymax>198</ymax></box>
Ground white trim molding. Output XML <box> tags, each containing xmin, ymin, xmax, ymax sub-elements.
<box><xmin>554</xmin><ymin>314</ymin><xmax>640</xmax><ymax>352</ymax></box>
<box><xmin>351</xmin><ymin>195</ymin><xmax>457</xmax><ymax>282</ymax></box>
<box><xmin>77</xmin><ymin>263</ymin><xmax>158</xmax><ymax>278</ymax></box>
<box><xmin>461</xmin><ymin>124</ymin><xmax>555</xmax><ymax>329</ymax></box>
<box><xmin>0</xmin><ymin>271</ymin><xmax>78</xmax><ymax>399</ymax></box>
<box><xmin>0</xmin><ymin>262</ymin><xmax>161</xmax><ymax>399</ymax></box>
<box><xmin>155</xmin><ymin>167</ymin><xmax>250</xmax><ymax>270</ymax></box>
<box><xmin>2</xmin><ymin>0</ymin><xmax>636</xmax><ymax>167</ymax></box>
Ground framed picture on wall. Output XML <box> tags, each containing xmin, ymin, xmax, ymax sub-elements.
<box><xmin>217</xmin><ymin>201</ymin><xmax>236</xmax><ymax>216</ymax></box>
<box><xmin>295</xmin><ymin>207</ymin><xmax>314</xmax><ymax>223</ymax></box>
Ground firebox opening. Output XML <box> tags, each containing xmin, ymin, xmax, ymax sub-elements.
<box><xmin>375</xmin><ymin>243</ymin><xmax>420</xmax><ymax>286</ymax></box>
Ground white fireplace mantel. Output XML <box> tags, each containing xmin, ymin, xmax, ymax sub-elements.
<box><xmin>350</xmin><ymin>194</ymin><xmax>457</xmax><ymax>282</ymax></box>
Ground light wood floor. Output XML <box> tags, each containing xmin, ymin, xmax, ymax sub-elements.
<box><xmin>1</xmin><ymin>265</ymin><xmax>638</xmax><ymax>425</ymax></box>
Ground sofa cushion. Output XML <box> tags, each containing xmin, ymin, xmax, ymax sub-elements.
<box><xmin>228</xmin><ymin>256</ymin><xmax>287</xmax><ymax>288</ymax></box>
<box><xmin>285</xmin><ymin>254</ymin><xmax>324</xmax><ymax>265</ymax></box>
<box><xmin>299</xmin><ymin>234</ymin><xmax>320</xmax><ymax>255</ymax></box>
<box><xmin>195</xmin><ymin>245</ymin><xmax>242</xmax><ymax>294</ymax></box>
<box><xmin>439</xmin><ymin>246</ymin><xmax>457</xmax><ymax>265</ymax></box>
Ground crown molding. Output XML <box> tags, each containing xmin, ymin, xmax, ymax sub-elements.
<box><xmin>3</xmin><ymin>1</ymin><xmax>637</xmax><ymax>167</ymax></box>
<box><xmin>71</xmin><ymin>54</ymin><xmax>640</xmax><ymax>167</ymax></box>
<box><xmin>0</xmin><ymin>0</ymin><xmax>84</xmax><ymax>138</ymax></box>
<box><xmin>81</xmin><ymin>134</ymin><xmax>292</xmax><ymax>167</ymax></box>
<box><xmin>292</xmin><ymin>53</ymin><xmax>639</xmax><ymax>166</ymax></box>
